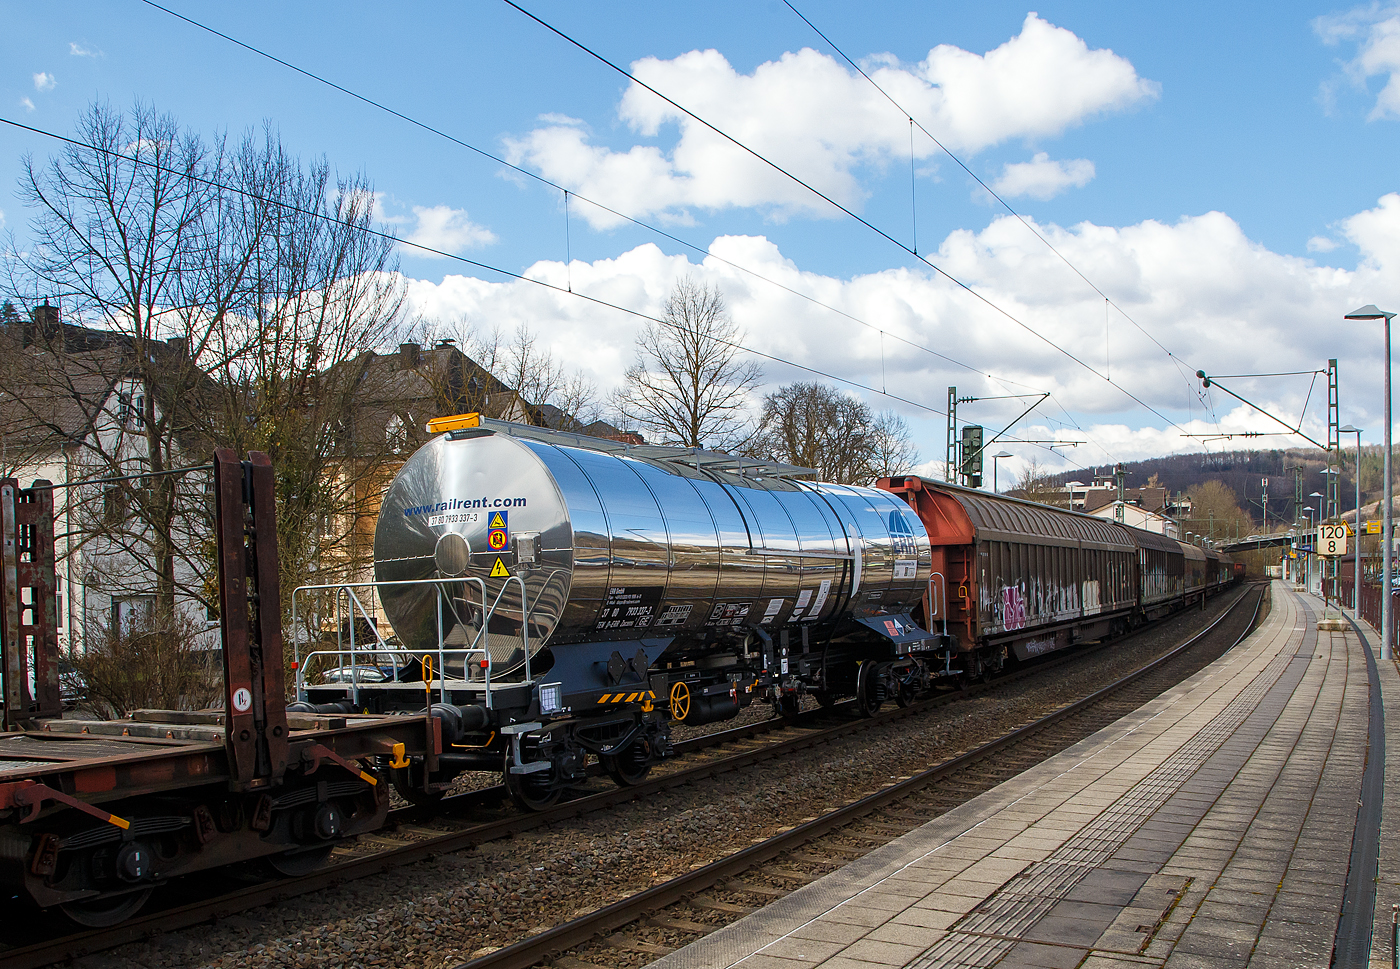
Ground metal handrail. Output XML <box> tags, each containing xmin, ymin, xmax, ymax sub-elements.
<box><xmin>928</xmin><ymin>570</ymin><xmax>948</xmax><ymax>637</ymax></box>
<box><xmin>291</xmin><ymin>573</ymin><xmax>534</xmax><ymax>707</ymax></box>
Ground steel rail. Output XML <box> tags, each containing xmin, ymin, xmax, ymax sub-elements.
<box><xmin>451</xmin><ymin>583</ymin><xmax>1264</xmax><ymax>969</ymax></box>
<box><xmin>0</xmin><ymin>586</ymin><xmax>1255</xmax><ymax>969</ymax></box>
<box><xmin>408</xmin><ymin>590</ymin><xmax>1226</xmax><ymax>817</ymax></box>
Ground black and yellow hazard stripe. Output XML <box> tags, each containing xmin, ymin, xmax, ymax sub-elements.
<box><xmin>596</xmin><ymin>690</ymin><xmax>658</xmax><ymax>705</ymax></box>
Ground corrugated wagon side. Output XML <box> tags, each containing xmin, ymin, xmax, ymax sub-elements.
<box><xmin>878</xmin><ymin>477</ymin><xmax>1138</xmax><ymax>674</ymax></box>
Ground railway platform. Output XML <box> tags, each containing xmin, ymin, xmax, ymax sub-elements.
<box><xmin>646</xmin><ymin>581</ymin><xmax>1392</xmax><ymax>968</ymax></box>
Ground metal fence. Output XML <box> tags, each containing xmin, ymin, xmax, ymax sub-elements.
<box><xmin>1339</xmin><ymin>578</ymin><xmax>1400</xmax><ymax>644</ymax></box>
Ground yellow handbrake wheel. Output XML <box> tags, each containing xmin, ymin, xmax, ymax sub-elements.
<box><xmin>669</xmin><ymin>681</ymin><xmax>691</xmax><ymax>722</ymax></box>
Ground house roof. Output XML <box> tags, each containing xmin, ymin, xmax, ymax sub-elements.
<box><xmin>0</xmin><ymin>306</ymin><xmax>212</xmax><ymax>465</ymax></box>
<box><xmin>1082</xmin><ymin>487</ymin><xmax>1169</xmax><ymax>514</ymax></box>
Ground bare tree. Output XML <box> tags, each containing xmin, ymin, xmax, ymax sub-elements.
<box><xmin>1012</xmin><ymin>456</ymin><xmax>1061</xmax><ymax>505</ymax></box>
<box><xmin>409</xmin><ymin>320</ymin><xmax>601</xmax><ymax>427</ymax></box>
<box><xmin>4</xmin><ymin>102</ymin><xmax>246</xmax><ymax>620</ymax></box>
<box><xmin>615</xmin><ymin>277</ymin><xmax>762</xmax><ymax>449</ymax></box>
<box><xmin>1186</xmin><ymin>480</ymin><xmax>1252</xmax><ymax>543</ymax></box>
<box><xmin>3</xmin><ymin>102</ymin><xmax>406</xmax><ymax>633</ymax></box>
<box><xmin>749</xmin><ymin>382</ymin><xmax>914</xmax><ymax>484</ymax></box>
<box><xmin>202</xmin><ymin>132</ymin><xmax>406</xmax><ymax>605</ymax></box>
<box><xmin>868</xmin><ymin>410</ymin><xmax>920</xmax><ymax>479</ymax></box>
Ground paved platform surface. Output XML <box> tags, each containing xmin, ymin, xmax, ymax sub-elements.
<box><xmin>647</xmin><ymin>582</ymin><xmax>1390</xmax><ymax>969</ymax></box>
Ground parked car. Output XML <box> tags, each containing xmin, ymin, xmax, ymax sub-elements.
<box><xmin>58</xmin><ymin>661</ymin><xmax>87</xmax><ymax>708</ymax></box>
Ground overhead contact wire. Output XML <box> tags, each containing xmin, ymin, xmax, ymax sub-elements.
<box><xmin>136</xmin><ymin>0</ymin><xmax>1116</xmax><ymax>459</ymax></box>
<box><xmin>137</xmin><ymin>0</ymin><xmax>1054</xmax><ymax>404</ymax></box>
<box><xmin>777</xmin><ymin>0</ymin><xmax>1194</xmax><ymax>381</ymax></box>
<box><xmin>6</xmin><ymin>116</ymin><xmax>1061</xmax><ymax>453</ymax></box>
<box><xmin>496</xmin><ymin>0</ymin><xmax>1195</xmax><ymax>440</ymax></box>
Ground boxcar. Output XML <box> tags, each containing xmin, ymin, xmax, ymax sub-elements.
<box><xmin>880</xmin><ymin>478</ymin><xmax>1137</xmax><ymax>676</ymax></box>
<box><xmin>1123</xmin><ymin>526</ymin><xmax>1186</xmax><ymax>621</ymax></box>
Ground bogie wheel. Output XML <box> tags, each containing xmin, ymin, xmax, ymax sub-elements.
<box><xmin>60</xmin><ymin>887</ymin><xmax>153</xmax><ymax>927</ymax></box>
<box><xmin>503</xmin><ymin>749</ymin><xmax>561</xmax><ymax>811</ymax></box>
<box><xmin>266</xmin><ymin>844</ymin><xmax>335</xmax><ymax>877</ymax></box>
<box><xmin>855</xmin><ymin>662</ymin><xmax>882</xmax><ymax>718</ymax></box>
<box><xmin>668</xmin><ymin>681</ymin><xmax>691</xmax><ymax>723</ymax></box>
<box><xmin>777</xmin><ymin>693</ymin><xmax>802</xmax><ymax>723</ymax></box>
<box><xmin>894</xmin><ymin>681</ymin><xmax>915</xmax><ymax>708</ymax></box>
<box><xmin>602</xmin><ymin>740</ymin><xmax>652</xmax><ymax>787</ymax></box>
<box><xmin>815</xmin><ymin>691</ymin><xmax>838</xmax><ymax>709</ymax></box>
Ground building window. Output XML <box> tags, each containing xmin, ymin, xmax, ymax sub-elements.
<box><xmin>111</xmin><ymin>595</ymin><xmax>156</xmax><ymax>636</ymax></box>
<box><xmin>116</xmin><ymin>392</ymin><xmax>145</xmax><ymax>429</ymax></box>
<box><xmin>386</xmin><ymin>414</ymin><xmax>407</xmax><ymax>452</ymax></box>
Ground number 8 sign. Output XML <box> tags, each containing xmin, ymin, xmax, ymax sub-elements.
<box><xmin>1318</xmin><ymin>524</ymin><xmax>1348</xmax><ymax>557</ymax></box>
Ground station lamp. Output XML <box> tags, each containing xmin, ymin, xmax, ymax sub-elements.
<box><xmin>1339</xmin><ymin>425</ymin><xmax>1362</xmax><ymax>613</ymax></box>
<box><xmin>991</xmin><ymin>451</ymin><xmax>1014</xmax><ymax>493</ymax></box>
<box><xmin>1344</xmin><ymin>304</ymin><xmax>1394</xmax><ymax>659</ymax></box>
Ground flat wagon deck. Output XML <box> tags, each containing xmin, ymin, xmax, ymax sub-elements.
<box><xmin>0</xmin><ymin>452</ymin><xmax>439</xmax><ymax>927</ymax></box>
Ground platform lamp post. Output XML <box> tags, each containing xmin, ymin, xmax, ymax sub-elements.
<box><xmin>991</xmin><ymin>451</ymin><xmax>1013</xmax><ymax>493</ymax></box>
<box><xmin>1340</xmin><ymin>424</ymin><xmax>1363</xmax><ymax>613</ymax></box>
<box><xmin>1345</xmin><ymin>304</ymin><xmax>1394</xmax><ymax>659</ymax></box>
<box><xmin>1302</xmin><ymin>506</ymin><xmax>1316</xmax><ymax>592</ymax></box>
<box><xmin>1311</xmin><ymin>492</ymin><xmax>1326</xmax><ymax>600</ymax></box>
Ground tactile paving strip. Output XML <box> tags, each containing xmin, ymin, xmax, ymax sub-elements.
<box><xmin>903</xmin><ymin>622</ymin><xmax>1306</xmax><ymax>968</ymax></box>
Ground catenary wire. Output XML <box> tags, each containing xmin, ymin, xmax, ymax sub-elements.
<box><xmin>131</xmin><ymin>0</ymin><xmax>1125</xmax><ymax>463</ymax></box>
<box><xmin>2</xmin><ymin>115</ymin><xmax>1081</xmax><ymax>461</ymax></box>
<box><xmin>135</xmin><ymin>0</ymin><xmax>1069</xmax><ymax>414</ymax></box>
<box><xmin>776</xmin><ymin>0</ymin><xmax>1202</xmax><ymax>396</ymax></box>
<box><xmin>496</xmin><ymin>0</ymin><xmax>1199</xmax><ymax>444</ymax></box>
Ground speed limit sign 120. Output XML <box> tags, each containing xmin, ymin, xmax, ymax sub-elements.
<box><xmin>1318</xmin><ymin>524</ymin><xmax>1348</xmax><ymax>557</ymax></box>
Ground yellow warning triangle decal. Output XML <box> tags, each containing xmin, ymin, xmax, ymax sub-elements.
<box><xmin>489</xmin><ymin>557</ymin><xmax>511</xmax><ymax>577</ymax></box>
<box><xmin>489</xmin><ymin>511</ymin><xmax>506</xmax><ymax>528</ymax></box>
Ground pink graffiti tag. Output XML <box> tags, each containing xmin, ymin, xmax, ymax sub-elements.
<box><xmin>1002</xmin><ymin>587</ymin><xmax>1026</xmax><ymax>630</ymax></box>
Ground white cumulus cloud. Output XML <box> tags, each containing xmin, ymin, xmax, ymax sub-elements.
<box><xmin>991</xmin><ymin>153</ymin><xmax>1095</xmax><ymax>200</ymax></box>
<box><xmin>1315</xmin><ymin>4</ymin><xmax>1400</xmax><ymax>118</ymax></box>
<box><xmin>402</xmin><ymin>205</ymin><xmax>496</xmax><ymax>256</ymax></box>
<box><xmin>32</xmin><ymin>72</ymin><xmax>56</xmax><ymax>92</ymax></box>
<box><xmin>69</xmin><ymin>42</ymin><xmax>102</xmax><ymax>57</ymax></box>
<box><xmin>19</xmin><ymin>97</ymin><xmax>34</xmax><ymax>112</ymax></box>
<box><xmin>507</xmin><ymin>14</ymin><xmax>1156</xmax><ymax>228</ymax></box>
<box><xmin>398</xmin><ymin>194</ymin><xmax>1400</xmax><ymax>468</ymax></box>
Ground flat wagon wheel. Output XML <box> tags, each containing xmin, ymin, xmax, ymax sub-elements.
<box><xmin>668</xmin><ymin>681</ymin><xmax>691</xmax><ymax>722</ymax></box>
<box><xmin>60</xmin><ymin>887</ymin><xmax>153</xmax><ymax>927</ymax></box>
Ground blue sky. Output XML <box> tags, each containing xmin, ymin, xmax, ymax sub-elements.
<box><xmin>4</xmin><ymin>1</ymin><xmax>1400</xmax><ymax>480</ymax></box>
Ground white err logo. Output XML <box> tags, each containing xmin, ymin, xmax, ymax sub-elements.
<box><xmin>232</xmin><ymin>687</ymin><xmax>253</xmax><ymax>712</ymax></box>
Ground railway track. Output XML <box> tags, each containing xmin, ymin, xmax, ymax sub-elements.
<box><xmin>453</xmin><ymin>582</ymin><xmax>1265</xmax><ymax>969</ymax></box>
<box><xmin>0</xmin><ymin>586</ymin><xmax>1256</xmax><ymax>969</ymax></box>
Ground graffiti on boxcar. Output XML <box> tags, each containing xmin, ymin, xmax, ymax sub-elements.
<box><xmin>1082</xmin><ymin>579</ymin><xmax>1102</xmax><ymax>616</ymax></box>
<box><xmin>1020</xmin><ymin>636</ymin><xmax>1057</xmax><ymax>656</ymax></box>
<box><xmin>1002</xmin><ymin>586</ymin><xmax>1026</xmax><ymax>630</ymax></box>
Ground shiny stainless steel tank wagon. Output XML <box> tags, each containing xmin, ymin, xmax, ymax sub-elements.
<box><xmin>373</xmin><ymin>421</ymin><xmax>935</xmax><ymax>677</ymax></box>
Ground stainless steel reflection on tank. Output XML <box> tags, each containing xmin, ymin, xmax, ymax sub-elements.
<box><xmin>373</xmin><ymin>423</ymin><xmax>933</xmax><ymax>675</ymax></box>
